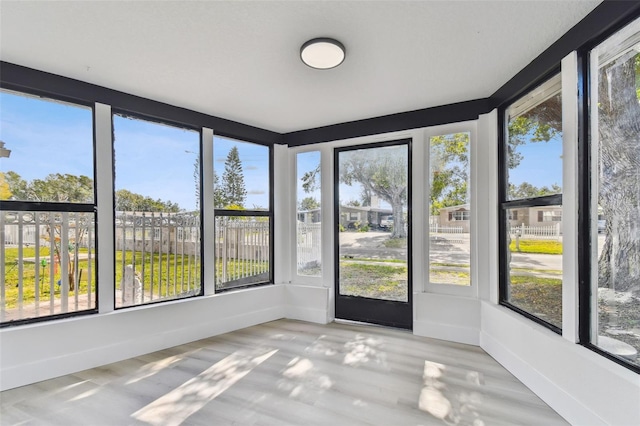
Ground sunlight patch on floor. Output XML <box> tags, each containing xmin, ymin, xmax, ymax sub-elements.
<box><xmin>132</xmin><ymin>348</ymin><xmax>277</xmax><ymax>426</ymax></box>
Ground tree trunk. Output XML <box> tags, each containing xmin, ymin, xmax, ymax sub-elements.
<box><xmin>597</xmin><ymin>56</ymin><xmax>640</xmax><ymax>295</ymax></box>
<box><xmin>391</xmin><ymin>199</ymin><xmax>406</xmax><ymax>239</ymax></box>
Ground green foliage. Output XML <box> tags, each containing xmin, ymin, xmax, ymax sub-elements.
<box><xmin>507</xmin><ymin>93</ymin><xmax>562</xmax><ymax>169</ymax></box>
<box><xmin>429</xmin><ymin>133</ymin><xmax>469</xmax><ymax>215</ymax></box>
<box><xmin>220</xmin><ymin>146</ymin><xmax>247</xmax><ymax>208</ymax></box>
<box><xmin>213</xmin><ymin>171</ymin><xmax>226</xmax><ymax>208</ymax></box>
<box><xmin>382</xmin><ymin>238</ymin><xmax>407</xmax><ymax>248</ymax></box>
<box><xmin>299</xmin><ymin>196</ymin><xmax>320</xmax><ymax>211</ymax></box>
<box><xmin>4</xmin><ymin>171</ymin><xmax>93</xmax><ymax>202</ymax></box>
<box><xmin>357</xmin><ymin>223</ymin><xmax>369</xmax><ymax>232</ymax></box>
<box><xmin>115</xmin><ymin>189</ymin><xmax>180</xmax><ymax>212</ymax></box>
<box><xmin>508</xmin><ymin>182</ymin><xmax>561</xmax><ymax>199</ymax></box>
<box><xmin>340</xmin><ymin>148</ymin><xmax>408</xmax><ymax>239</ymax></box>
<box><xmin>301</xmin><ymin>164</ymin><xmax>320</xmax><ymax>193</ymax></box>
<box><xmin>509</xmin><ymin>239</ymin><xmax>562</xmax><ymax>254</ymax></box>
<box><xmin>0</xmin><ymin>172</ymin><xmax>11</xmax><ymax>199</ymax></box>
<box><xmin>345</xmin><ymin>199</ymin><xmax>361</xmax><ymax>207</ymax></box>
<box><xmin>339</xmin><ymin>224</ymin><xmax>346</xmax><ymax>232</ymax></box>
<box><xmin>339</xmin><ymin>261</ymin><xmax>407</xmax><ymax>301</ymax></box>
<box><xmin>3</xmin><ymin>246</ymin><xmax>95</xmax><ymax>309</ymax></box>
<box><xmin>509</xmin><ymin>275</ymin><xmax>562</xmax><ymax>327</ymax></box>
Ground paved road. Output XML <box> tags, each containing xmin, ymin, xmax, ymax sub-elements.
<box><xmin>339</xmin><ymin>231</ymin><xmax>564</xmax><ymax>271</ymax></box>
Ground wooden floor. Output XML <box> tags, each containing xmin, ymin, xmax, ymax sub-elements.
<box><xmin>0</xmin><ymin>319</ymin><xmax>568</xmax><ymax>425</ymax></box>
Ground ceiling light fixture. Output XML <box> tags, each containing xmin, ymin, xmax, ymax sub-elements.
<box><xmin>300</xmin><ymin>38</ymin><xmax>345</xmax><ymax>70</ymax></box>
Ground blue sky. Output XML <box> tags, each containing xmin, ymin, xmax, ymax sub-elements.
<box><xmin>0</xmin><ymin>90</ymin><xmax>94</xmax><ymax>183</ymax></box>
<box><xmin>1</xmin><ymin>89</ymin><xmax>562</xmax><ymax>211</ymax></box>
<box><xmin>508</xmin><ymin>135</ymin><xmax>563</xmax><ymax>190</ymax></box>
<box><xmin>0</xmin><ymin>90</ymin><xmax>270</xmax><ymax>211</ymax></box>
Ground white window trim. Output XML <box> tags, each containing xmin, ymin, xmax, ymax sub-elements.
<box><xmin>289</xmin><ymin>146</ymin><xmax>324</xmax><ymax>286</ymax></box>
<box><xmin>423</xmin><ymin>121</ymin><xmax>478</xmax><ymax>298</ymax></box>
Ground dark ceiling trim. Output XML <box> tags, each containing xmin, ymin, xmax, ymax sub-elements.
<box><xmin>489</xmin><ymin>0</ymin><xmax>640</xmax><ymax>109</ymax></box>
<box><xmin>283</xmin><ymin>98</ymin><xmax>492</xmax><ymax>146</ymax></box>
<box><xmin>0</xmin><ymin>61</ymin><xmax>282</xmax><ymax>146</ymax></box>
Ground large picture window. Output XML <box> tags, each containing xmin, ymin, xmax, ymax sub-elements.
<box><xmin>587</xmin><ymin>16</ymin><xmax>640</xmax><ymax>369</ymax></box>
<box><xmin>213</xmin><ymin>136</ymin><xmax>272</xmax><ymax>291</ymax></box>
<box><xmin>0</xmin><ymin>89</ymin><xmax>96</xmax><ymax>325</ymax></box>
<box><xmin>499</xmin><ymin>73</ymin><xmax>563</xmax><ymax>331</ymax></box>
<box><xmin>113</xmin><ymin>114</ymin><xmax>202</xmax><ymax>308</ymax></box>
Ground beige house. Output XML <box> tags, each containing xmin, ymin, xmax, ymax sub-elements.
<box><xmin>436</xmin><ymin>204</ymin><xmax>563</xmax><ymax>234</ymax></box>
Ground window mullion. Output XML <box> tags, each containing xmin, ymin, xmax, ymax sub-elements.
<box><xmin>95</xmin><ymin>102</ymin><xmax>115</xmax><ymax>314</ymax></box>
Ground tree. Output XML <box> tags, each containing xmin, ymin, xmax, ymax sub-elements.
<box><xmin>596</xmin><ymin>53</ymin><xmax>640</xmax><ymax>294</ymax></box>
<box><xmin>301</xmin><ymin>165</ymin><xmax>320</xmax><ymax>193</ymax></box>
<box><xmin>299</xmin><ymin>196</ymin><xmax>320</xmax><ymax>211</ymax></box>
<box><xmin>508</xmin><ymin>182</ymin><xmax>561</xmax><ymax>199</ymax></box>
<box><xmin>430</xmin><ymin>133</ymin><xmax>469</xmax><ymax>215</ymax></box>
<box><xmin>339</xmin><ymin>148</ymin><xmax>408</xmax><ymax>238</ymax></box>
<box><xmin>115</xmin><ymin>189</ymin><xmax>180</xmax><ymax>212</ymax></box>
<box><xmin>221</xmin><ymin>146</ymin><xmax>247</xmax><ymax>208</ymax></box>
<box><xmin>3</xmin><ymin>171</ymin><xmax>29</xmax><ymax>200</ymax></box>
<box><xmin>0</xmin><ymin>172</ymin><xmax>12</xmax><ymax>199</ymax></box>
<box><xmin>213</xmin><ymin>170</ymin><xmax>226</xmax><ymax>208</ymax></box>
<box><xmin>3</xmin><ymin>172</ymin><xmax>93</xmax><ymax>202</ymax></box>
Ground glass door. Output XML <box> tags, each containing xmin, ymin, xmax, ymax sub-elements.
<box><xmin>334</xmin><ymin>139</ymin><xmax>412</xmax><ymax>329</ymax></box>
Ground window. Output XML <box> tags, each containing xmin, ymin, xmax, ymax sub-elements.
<box><xmin>587</xmin><ymin>16</ymin><xmax>640</xmax><ymax>369</ymax></box>
<box><xmin>296</xmin><ymin>151</ymin><xmax>321</xmax><ymax>277</ymax></box>
<box><xmin>448</xmin><ymin>210</ymin><xmax>470</xmax><ymax>221</ymax></box>
<box><xmin>0</xmin><ymin>89</ymin><xmax>96</xmax><ymax>325</ymax></box>
<box><xmin>500</xmin><ymin>73</ymin><xmax>563</xmax><ymax>331</ymax></box>
<box><xmin>113</xmin><ymin>114</ymin><xmax>201</xmax><ymax>307</ymax></box>
<box><xmin>213</xmin><ymin>136</ymin><xmax>271</xmax><ymax>291</ymax></box>
<box><xmin>429</xmin><ymin>132</ymin><xmax>471</xmax><ymax>286</ymax></box>
<box><xmin>538</xmin><ymin>210</ymin><xmax>562</xmax><ymax>222</ymax></box>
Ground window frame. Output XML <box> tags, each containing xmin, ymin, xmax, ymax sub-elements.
<box><xmin>577</xmin><ymin>15</ymin><xmax>640</xmax><ymax>374</ymax></box>
<box><xmin>213</xmin><ymin>135</ymin><xmax>274</xmax><ymax>293</ymax></box>
<box><xmin>0</xmin><ymin>87</ymin><xmax>99</xmax><ymax>327</ymax></box>
<box><xmin>424</xmin><ymin>121</ymin><xmax>477</xmax><ymax>296</ymax></box>
<box><xmin>111</xmin><ymin>109</ymin><xmax>204</xmax><ymax>308</ymax></box>
<box><xmin>292</xmin><ymin>148</ymin><xmax>323</xmax><ymax>282</ymax></box>
<box><xmin>498</xmin><ymin>69</ymin><xmax>564</xmax><ymax>335</ymax></box>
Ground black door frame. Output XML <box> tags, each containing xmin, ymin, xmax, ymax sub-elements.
<box><xmin>334</xmin><ymin>139</ymin><xmax>412</xmax><ymax>329</ymax></box>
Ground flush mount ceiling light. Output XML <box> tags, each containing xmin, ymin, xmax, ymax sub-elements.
<box><xmin>300</xmin><ymin>38</ymin><xmax>346</xmax><ymax>70</ymax></box>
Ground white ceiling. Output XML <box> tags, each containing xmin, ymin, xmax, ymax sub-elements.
<box><xmin>0</xmin><ymin>1</ymin><xmax>601</xmax><ymax>133</ymax></box>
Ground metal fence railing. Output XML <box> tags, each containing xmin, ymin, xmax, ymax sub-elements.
<box><xmin>214</xmin><ymin>217</ymin><xmax>270</xmax><ymax>290</ymax></box>
<box><xmin>1</xmin><ymin>210</ymin><xmax>96</xmax><ymax>323</ymax></box>
<box><xmin>114</xmin><ymin>211</ymin><xmax>201</xmax><ymax>307</ymax></box>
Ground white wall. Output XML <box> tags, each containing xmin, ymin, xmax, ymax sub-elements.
<box><xmin>0</xmin><ymin>285</ymin><xmax>285</xmax><ymax>391</ymax></box>
<box><xmin>476</xmin><ymin>106</ymin><xmax>640</xmax><ymax>426</ymax></box>
<box><xmin>481</xmin><ymin>302</ymin><xmax>640</xmax><ymax>425</ymax></box>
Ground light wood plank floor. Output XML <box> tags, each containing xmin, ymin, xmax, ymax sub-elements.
<box><xmin>0</xmin><ymin>319</ymin><xmax>568</xmax><ymax>425</ymax></box>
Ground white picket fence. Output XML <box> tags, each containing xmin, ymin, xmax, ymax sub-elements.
<box><xmin>429</xmin><ymin>224</ymin><xmax>465</xmax><ymax>234</ymax></box>
<box><xmin>509</xmin><ymin>223</ymin><xmax>561</xmax><ymax>240</ymax></box>
<box><xmin>297</xmin><ymin>222</ymin><xmax>321</xmax><ymax>273</ymax></box>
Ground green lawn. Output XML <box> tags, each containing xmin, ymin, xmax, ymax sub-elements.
<box><xmin>339</xmin><ymin>260</ymin><xmax>562</xmax><ymax>326</ymax></box>
<box><xmin>3</xmin><ymin>247</ymin><xmax>96</xmax><ymax>309</ymax></box>
<box><xmin>509</xmin><ymin>275</ymin><xmax>562</xmax><ymax>328</ymax></box>
<box><xmin>509</xmin><ymin>239</ymin><xmax>563</xmax><ymax>255</ymax></box>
